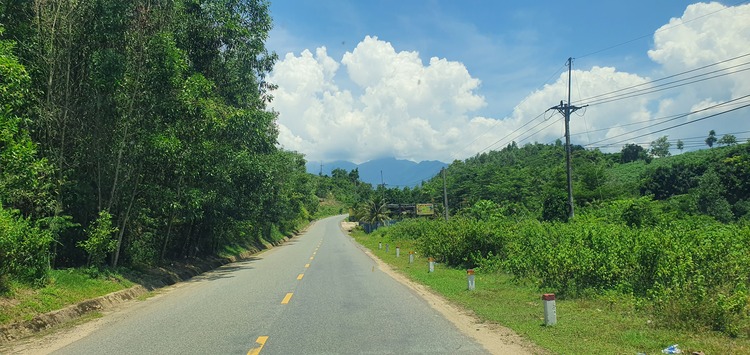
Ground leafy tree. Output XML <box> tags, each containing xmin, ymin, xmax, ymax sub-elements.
<box><xmin>694</xmin><ymin>169</ymin><xmax>733</xmax><ymax>222</ymax></box>
<box><xmin>706</xmin><ymin>130</ymin><xmax>718</xmax><ymax>148</ymax></box>
<box><xmin>78</xmin><ymin>210</ymin><xmax>118</xmax><ymax>267</ymax></box>
<box><xmin>650</xmin><ymin>135</ymin><xmax>671</xmax><ymax>158</ymax></box>
<box><xmin>719</xmin><ymin>134</ymin><xmax>737</xmax><ymax>146</ymax></box>
<box><xmin>676</xmin><ymin>139</ymin><xmax>684</xmax><ymax>152</ymax></box>
<box><xmin>0</xmin><ymin>26</ymin><xmax>56</xmax><ymax>286</ymax></box>
<box><xmin>621</xmin><ymin>143</ymin><xmax>648</xmax><ymax>163</ymax></box>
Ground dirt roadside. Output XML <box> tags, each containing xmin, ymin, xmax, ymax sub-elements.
<box><xmin>341</xmin><ymin>221</ymin><xmax>547</xmax><ymax>355</ymax></box>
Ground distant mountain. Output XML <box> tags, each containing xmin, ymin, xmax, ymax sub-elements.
<box><xmin>306</xmin><ymin>158</ymin><xmax>447</xmax><ymax>188</ymax></box>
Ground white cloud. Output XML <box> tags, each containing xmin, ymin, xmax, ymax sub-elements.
<box><xmin>269</xmin><ymin>2</ymin><xmax>750</xmax><ymax>163</ymax></box>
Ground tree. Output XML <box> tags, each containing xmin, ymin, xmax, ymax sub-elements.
<box><xmin>355</xmin><ymin>198</ymin><xmax>391</xmax><ymax>226</ymax></box>
<box><xmin>706</xmin><ymin>130</ymin><xmax>717</xmax><ymax>148</ymax></box>
<box><xmin>650</xmin><ymin>135</ymin><xmax>671</xmax><ymax>158</ymax></box>
<box><xmin>694</xmin><ymin>169</ymin><xmax>733</xmax><ymax>222</ymax></box>
<box><xmin>676</xmin><ymin>139</ymin><xmax>684</xmax><ymax>152</ymax></box>
<box><xmin>621</xmin><ymin>143</ymin><xmax>648</xmax><ymax>163</ymax></box>
<box><xmin>718</xmin><ymin>134</ymin><xmax>737</xmax><ymax>146</ymax></box>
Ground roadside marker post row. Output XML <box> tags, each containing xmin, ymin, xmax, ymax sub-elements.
<box><xmin>467</xmin><ymin>269</ymin><xmax>475</xmax><ymax>291</ymax></box>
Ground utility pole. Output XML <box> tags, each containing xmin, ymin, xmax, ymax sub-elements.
<box><xmin>550</xmin><ymin>57</ymin><xmax>587</xmax><ymax>220</ymax></box>
<box><xmin>442</xmin><ymin>168</ymin><xmax>449</xmax><ymax>221</ymax></box>
<box><xmin>380</xmin><ymin>170</ymin><xmax>385</xmax><ymax>202</ymax></box>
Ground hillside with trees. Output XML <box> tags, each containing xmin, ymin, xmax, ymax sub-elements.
<box><xmin>368</xmin><ymin>139</ymin><xmax>750</xmax><ymax>336</ymax></box>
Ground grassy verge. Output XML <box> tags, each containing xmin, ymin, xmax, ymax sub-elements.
<box><xmin>351</xmin><ymin>228</ymin><xmax>750</xmax><ymax>354</ymax></box>
<box><xmin>314</xmin><ymin>199</ymin><xmax>348</xmax><ymax>219</ymax></box>
<box><xmin>0</xmin><ymin>268</ymin><xmax>133</xmax><ymax>326</ymax></box>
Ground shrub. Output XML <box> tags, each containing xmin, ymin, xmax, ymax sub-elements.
<box><xmin>0</xmin><ymin>207</ymin><xmax>53</xmax><ymax>288</ymax></box>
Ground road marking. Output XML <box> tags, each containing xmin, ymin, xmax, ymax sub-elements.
<box><xmin>281</xmin><ymin>292</ymin><xmax>293</xmax><ymax>304</ymax></box>
<box><xmin>309</xmin><ymin>256</ymin><xmax>314</xmax><ymax>260</ymax></box>
<box><xmin>297</xmin><ymin>273</ymin><xmax>304</xmax><ymax>280</ymax></box>
<box><xmin>247</xmin><ymin>336</ymin><xmax>268</xmax><ymax>355</ymax></box>
<box><xmin>305</xmin><ymin>263</ymin><xmax>310</xmax><ymax>268</ymax></box>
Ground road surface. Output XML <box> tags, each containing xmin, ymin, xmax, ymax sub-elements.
<box><xmin>26</xmin><ymin>215</ymin><xmax>489</xmax><ymax>354</ymax></box>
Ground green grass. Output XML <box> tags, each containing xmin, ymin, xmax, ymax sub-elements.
<box><xmin>0</xmin><ymin>268</ymin><xmax>133</xmax><ymax>325</ymax></box>
<box><xmin>313</xmin><ymin>199</ymin><xmax>348</xmax><ymax>219</ymax></box>
<box><xmin>351</xmin><ymin>229</ymin><xmax>750</xmax><ymax>354</ymax></box>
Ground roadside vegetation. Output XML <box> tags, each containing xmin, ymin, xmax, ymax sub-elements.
<box><xmin>347</xmin><ymin>140</ymin><xmax>750</xmax><ymax>350</ymax></box>
<box><xmin>353</xmin><ymin>228</ymin><xmax>750</xmax><ymax>354</ymax></box>
<box><xmin>0</xmin><ymin>0</ymin><xmax>359</xmax><ymax>327</ymax></box>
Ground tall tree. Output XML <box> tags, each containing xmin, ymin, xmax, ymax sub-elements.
<box><xmin>650</xmin><ymin>135</ymin><xmax>671</xmax><ymax>158</ymax></box>
<box><xmin>706</xmin><ymin>130</ymin><xmax>717</xmax><ymax>148</ymax></box>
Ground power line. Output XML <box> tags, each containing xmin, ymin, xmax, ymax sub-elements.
<box><xmin>590</xmin><ymin>102</ymin><xmax>750</xmax><ymax>149</ymax></box>
<box><xmin>576</xmin><ymin>1</ymin><xmax>749</xmax><ymax>59</ymax></box>
<box><xmin>451</xmin><ymin>62</ymin><xmax>568</xmax><ymax>160</ymax></box>
<box><xmin>583</xmin><ymin>62</ymin><xmax>750</xmax><ymax>107</ymax></box>
<box><xmin>585</xmin><ymin>94</ymin><xmax>750</xmax><ymax>147</ymax></box>
<box><xmin>575</xmin><ymin>52</ymin><xmax>750</xmax><ymax>105</ymax></box>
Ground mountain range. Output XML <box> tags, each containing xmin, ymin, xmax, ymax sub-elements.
<box><xmin>305</xmin><ymin>158</ymin><xmax>448</xmax><ymax>188</ymax></box>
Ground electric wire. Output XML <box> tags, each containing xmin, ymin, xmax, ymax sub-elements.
<box><xmin>582</xmin><ymin>62</ymin><xmax>750</xmax><ymax>107</ymax></box>
<box><xmin>575</xmin><ymin>0</ymin><xmax>749</xmax><ymax>59</ymax></box>
<box><xmin>575</xmin><ymin>53</ymin><xmax>750</xmax><ymax>104</ymax></box>
<box><xmin>585</xmin><ymin>94</ymin><xmax>750</xmax><ymax>147</ymax></box>
<box><xmin>590</xmin><ymin>102</ymin><xmax>750</xmax><ymax>149</ymax></box>
<box><xmin>450</xmin><ymin>62</ymin><xmax>568</xmax><ymax>160</ymax></box>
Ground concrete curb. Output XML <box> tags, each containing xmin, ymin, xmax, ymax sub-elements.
<box><xmin>0</xmin><ymin>227</ymin><xmax>305</xmax><ymax>345</ymax></box>
<box><xmin>0</xmin><ymin>285</ymin><xmax>148</xmax><ymax>343</ymax></box>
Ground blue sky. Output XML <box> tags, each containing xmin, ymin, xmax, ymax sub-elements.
<box><xmin>265</xmin><ymin>1</ymin><xmax>750</xmax><ymax>163</ymax></box>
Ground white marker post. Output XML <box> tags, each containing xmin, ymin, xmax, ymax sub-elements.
<box><xmin>396</xmin><ymin>246</ymin><xmax>400</xmax><ymax>258</ymax></box>
<box><xmin>378</xmin><ymin>242</ymin><xmax>382</xmax><ymax>250</ymax></box>
<box><xmin>385</xmin><ymin>244</ymin><xmax>389</xmax><ymax>253</ymax></box>
<box><xmin>542</xmin><ymin>293</ymin><xmax>556</xmax><ymax>326</ymax></box>
<box><xmin>408</xmin><ymin>251</ymin><xmax>414</xmax><ymax>264</ymax></box>
<box><xmin>428</xmin><ymin>257</ymin><xmax>435</xmax><ymax>273</ymax></box>
<box><xmin>467</xmin><ymin>269</ymin><xmax>475</xmax><ymax>291</ymax></box>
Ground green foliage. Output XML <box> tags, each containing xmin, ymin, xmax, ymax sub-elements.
<box><xmin>78</xmin><ymin>210</ymin><xmax>118</xmax><ymax>267</ymax></box>
<box><xmin>621</xmin><ymin>196</ymin><xmax>659</xmax><ymax>227</ymax></box>
<box><xmin>693</xmin><ymin>168</ymin><xmax>734</xmax><ymax>222</ymax></box>
<box><xmin>649</xmin><ymin>135</ymin><xmax>671</xmax><ymax>158</ymax></box>
<box><xmin>719</xmin><ymin>134</ymin><xmax>738</xmax><ymax>146</ymax></box>
<box><xmin>0</xmin><ymin>2</ymin><xmax>320</xmax><ymax>273</ymax></box>
<box><xmin>0</xmin><ymin>207</ymin><xmax>53</xmax><ymax>288</ymax></box>
<box><xmin>621</xmin><ymin>143</ymin><xmax>650</xmax><ymax>163</ymax></box>
<box><xmin>706</xmin><ymin>130</ymin><xmax>717</xmax><ymax>148</ymax></box>
<box><xmin>383</xmin><ymin>209</ymin><xmax>750</xmax><ymax>335</ymax></box>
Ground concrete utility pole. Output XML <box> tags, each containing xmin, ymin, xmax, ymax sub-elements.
<box><xmin>442</xmin><ymin>168</ymin><xmax>449</xmax><ymax>221</ymax></box>
<box><xmin>550</xmin><ymin>57</ymin><xmax>587</xmax><ymax>220</ymax></box>
<box><xmin>380</xmin><ymin>170</ymin><xmax>385</xmax><ymax>201</ymax></box>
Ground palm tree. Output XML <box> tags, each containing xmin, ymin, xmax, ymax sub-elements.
<box><xmin>355</xmin><ymin>198</ymin><xmax>391</xmax><ymax>231</ymax></box>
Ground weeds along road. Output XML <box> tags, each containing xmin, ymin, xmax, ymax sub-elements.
<box><xmin>37</xmin><ymin>215</ymin><xmax>487</xmax><ymax>355</ymax></box>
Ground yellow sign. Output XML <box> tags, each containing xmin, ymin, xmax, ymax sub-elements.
<box><xmin>416</xmin><ymin>203</ymin><xmax>435</xmax><ymax>216</ymax></box>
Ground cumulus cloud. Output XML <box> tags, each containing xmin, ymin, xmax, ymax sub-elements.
<box><xmin>269</xmin><ymin>2</ymin><xmax>750</xmax><ymax>163</ymax></box>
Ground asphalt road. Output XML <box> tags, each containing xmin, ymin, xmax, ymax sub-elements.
<box><xmin>47</xmin><ymin>215</ymin><xmax>487</xmax><ymax>355</ymax></box>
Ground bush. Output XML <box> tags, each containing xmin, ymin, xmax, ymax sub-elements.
<box><xmin>0</xmin><ymin>207</ymin><xmax>53</xmax><ymax>288</ymax></box>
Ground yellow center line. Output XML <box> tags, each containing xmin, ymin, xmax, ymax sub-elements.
<box><xmin>297</xmin><ymin>273</ymin><xmax>304</xmax><ymax>280</ymax></box>
<box><xmin>281</xmin><ymin>292</ymin><xmax>293</xmax><ymax>304</ymax></box>
<box><xmin>247</xmin><ymin>336</ymin><xmax>268</xmax><ymax>355</ymax></box>
<box><xmin>305</xmin><ymin>263</ymin><xmax>310</xmax><ymax>268</ymax></box>
<box><xmin>309</xmin><ymin>256</ymin><xmax>314</xmax><ymax>260</ymax></box>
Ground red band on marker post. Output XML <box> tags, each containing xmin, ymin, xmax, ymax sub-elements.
<box><xmin>542</xmin><ymin>293</ymin><xmax>555</xmax><ymax>301</ymax></box>
<box><xmin>467</xmin><ymin>269</ymin><xmax>474</xmax><ymax>275</ymax></box>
